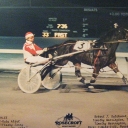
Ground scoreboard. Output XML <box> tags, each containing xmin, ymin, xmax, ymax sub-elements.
<box><xmin>41</xmin><ymin>7</ymin><xmax>128</xmax><ymax>38</ymax></box>
<box><xmin>0</xmin><ymin>7</ymin><xmax>128</xmax><ymax>37</ymax></box>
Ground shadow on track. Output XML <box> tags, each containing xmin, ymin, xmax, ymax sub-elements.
<box><xmin>59</xmin><ymin>83</ymin><xmax>128</xmax><ymax>93</ymax></box>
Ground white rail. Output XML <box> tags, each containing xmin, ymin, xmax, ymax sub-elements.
<box><xmin>0</xmin><ymin>49</ymin><xmax>23</xmax><ymax>53</ymax></box>
<box><xmin>116</xmin><ymin>52</ymin><xmax>128</xmax><ymax>58</ymax></box>
<box><xmin>0</xmin><ymin>49</ymin><xmax>128</xmax><ymax>77</ymax></box>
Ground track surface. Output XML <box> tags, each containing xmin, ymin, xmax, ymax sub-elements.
<box><xmin>0</xmin><ymin>72</ymin><xmax>128</xmax><ymax>128</ymax></box>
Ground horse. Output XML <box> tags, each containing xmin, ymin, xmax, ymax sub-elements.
<box><xmin>40</xmin><ymin>27</ymin><xmax>128</xmax><ymax>85</ymax></box>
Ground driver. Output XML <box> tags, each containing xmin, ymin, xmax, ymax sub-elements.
<box><xmin>23</xmin><ymin>32</ymin><xmax>51</xmax><ymax>64</ymax></box>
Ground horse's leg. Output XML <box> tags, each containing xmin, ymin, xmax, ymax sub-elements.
<box><xmin>109</xmin><ymin>63</ymin><xmax>128</xmax><ymax>84</ymax></box>
<box><xmin>90</xmin><ymin>66</ymin><xmax>100</xmax><ymax>83</ymax></box>
<box><xmin>74</xmin><ymin>63</ymin><xmax>86</xmax><ymax>84</ymax></box>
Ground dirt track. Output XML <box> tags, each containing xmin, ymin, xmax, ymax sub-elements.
<box><xmin>0</xmin><ymin>72</ymin><xmax>128</xmax><ymax>128</ymax></box>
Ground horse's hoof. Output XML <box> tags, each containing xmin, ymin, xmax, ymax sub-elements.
<box><xmin>79</xmin><ymin>79</ymin><xmax>90</xmax><ymax>85</ymax></box>
<box><xmin>122</xmin><ymin>76</ymin><xmax>128</xmax><ymax>85</ymax></box>
<box><xmin>79</xmin><ymin>78</ymin><xmax>85</xmax><ymax>84</ymax></box>
<box><xmin>90</xmin><ymin>79</ymin><xmax>96</xmax><ymax>83</ymax></box>
<box><xmin>87</xmin><ymin>86</ymin><xmax>94</xmax><ymax>92</ymax></box>
<box><xmin>88</xmin><ymin>86</ymin><xmax>94</xmax><ymax>89</ymax></box>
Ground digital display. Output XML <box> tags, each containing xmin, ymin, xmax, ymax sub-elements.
<box><xmin>0</xmin><ymin>7</ymin><xmax>128</xmax><ymax>38</ymax></box>
<box><xmin>41</xmin><ymin>8</ymin><xmax>128</xmax><ymax>38</ymax></box>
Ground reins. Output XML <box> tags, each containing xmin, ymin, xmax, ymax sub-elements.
<box><xmin>102</xmin><ymin>39</ymin><xmax>127</xmax><ymax>44</ymax></box>
<box><xmin>48</xmin><ymin>38</ymin><xmax>127</xmax><ymax>51</ymax></box>
<box><xmin>48</xmin><ymin>42</ymin><xmax>75</xmax><ymax>50</ymax></box>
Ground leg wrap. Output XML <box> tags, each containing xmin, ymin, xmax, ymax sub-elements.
<box><xmin>90</xmin><ymin>77</ymin><xmax>96</xmax><ymax>83</ymax></box>
<box><xmin>75</xmin><ymin>70</ymin><xmax>81</xmax><ymax>77</ymax></box>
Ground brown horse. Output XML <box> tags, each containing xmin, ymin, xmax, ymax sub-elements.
<box><xmin>41</xmin><ymin>27</ymin><xmax>128</xmax><ymax>85</ymax></box>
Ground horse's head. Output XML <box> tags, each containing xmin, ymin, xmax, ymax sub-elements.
<box><xmin>98</xmin><ymin>27</ymin><xmax>128</xmax><ymax>43</ymax></box>
<box><xmin>93</xmin><ymin>27</ymin><xmax>128</xmax><ymax>55</ymax></box>
<box><xmin>116</xmin><ymin>27</ymin><xmax>128</xmax><ymax>41</ymax></box>
<box><xmin>94</xmin><ymin>27</ymin><xmax>128</xmax><ymax>49</ymax></box>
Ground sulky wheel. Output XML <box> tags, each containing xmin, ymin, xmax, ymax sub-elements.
<box><xmin>42</xmin><ymin>68</ymin><xmax>62</xmax><ymax>90</ymax></box>
<box><xmin>18</xmin><ymin>66</ymin><xmax>41</xmax><ymax>93</ymax></box>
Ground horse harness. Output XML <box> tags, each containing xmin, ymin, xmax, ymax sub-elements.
<box><xmin>92</xmin><ymin>44</ymin><xmax>109</xmax><ymax>69</ymax></box>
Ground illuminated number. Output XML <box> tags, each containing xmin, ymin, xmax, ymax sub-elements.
<box><xmin>83</xmin><ymin>29</ymin><xmax>88</xmax><ymax>32</ymax></box>
<box><xmin>83</xmin><ymin>18</ymin><xmax>87</xmax><ymax>22</ymax></box>
<box><xmin>110</xmin><ymin>12</ymin><xmax>120</xmax><ymax>16</ymax></box>
<box><xmin>42</xmin><ymin>32</ymin><xmax>49</xmax><ymax>37</ymax></box>
<box><xmin>57</xmin><ymin>24</ymin><xmax>61</xmax><ymax>28</ymax></box>
<box><xmin>82</xmin><ymin>34</ymin><xmax>88</xmax><ymax>37</ymax></box>
<box><xmin>82</xmin><ymin>34</ymin><xmax>86</xmax><ymax>37</ymax></box>
<box><xmin>57</xmin><ymin>24</ymin><xmax>68</xmax><ymax>29</ymax></box>
<box><xmin>82</xmin><ymin>23</ymin><xmax>86</xmax><ymax>27</ymax></box>
<box><xmin>82</xmin><ymin>23</ymin><xmax>88</xmax><ymax>27</ymax></box>
<box><xmin>54</xmin><ymin>33</ymin><xmax>67</xmax><ymax>37</ymax></box>
<box><xmin>61</xmin><ymin>24</ymin><xmax>68</xmax><ymax>29</ymax></box>
<box><xmin>110</xmin><ymin>12</ymin><xmax>114</xmax><ymax>16</ymax></box>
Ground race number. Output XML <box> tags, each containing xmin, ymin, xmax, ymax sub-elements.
<box><xmin>73</xmin><ymin>41</ymin><xmax>91</xmax><ymax>51</ymax></box>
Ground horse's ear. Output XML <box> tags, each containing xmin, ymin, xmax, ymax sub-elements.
<box><xmin>114</xmin><ymin>23</ymin><xmax>118</xmax><ymax>28</ymax></box>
